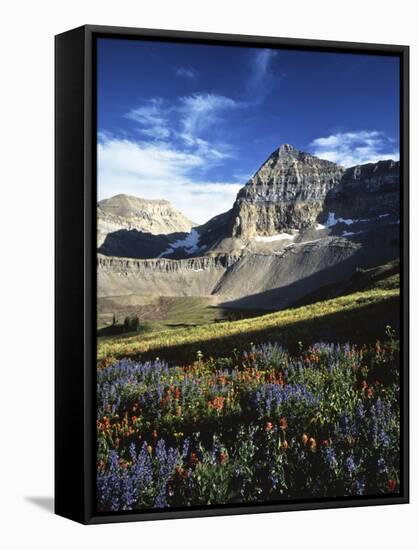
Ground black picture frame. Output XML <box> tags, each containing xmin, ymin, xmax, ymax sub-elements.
<box><xmin>55</xmin><ymin>24</ymin><xmax>409</xmax><ymax>525</ymax></box>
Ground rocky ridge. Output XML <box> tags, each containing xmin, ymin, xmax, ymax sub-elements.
<box><xmin>321</xmin><ymin>159</ymin><xmax>400</xmax><ymax>222</ymax></box>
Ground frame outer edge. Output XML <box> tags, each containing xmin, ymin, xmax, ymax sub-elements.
<box><xmin>74</xmin><ymin>26</ymin><xmax>409</xmax><ymax>524</ymax></box>
<box><xmin>55</xmin><ymin>25</ymin><xmax>87</xmax><ymax>525</ymax></box>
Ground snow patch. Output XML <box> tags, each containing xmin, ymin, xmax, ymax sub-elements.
<box><xmin>342</xmin><ymin>230</ymin><xmax>363</xmax><ymax>237</ymax></box>
<box><xmin>325</xmin><ymin>212</ymin><xmax>375</xmax><ymax>227</ymax></box>
<box><xmin>254</xmin><ymin>233</ymin><xmax>295</xmax><ymax>242</ymax></box>
<box><xmin>326</xmin><ymin>212</ymin><xmax>357</xmax><ymax>227</ymax></box>
<box><xmin>158</xmin><ymin>229</ymin><xmax>201</xmax><ymax>258</ymax></box>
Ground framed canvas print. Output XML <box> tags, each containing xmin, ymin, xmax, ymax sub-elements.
<box><xmin>55</xmin><ymin>25</ymin><xmax>409</xmax><ymax>524</ymax></box>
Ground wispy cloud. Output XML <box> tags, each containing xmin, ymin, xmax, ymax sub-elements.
<box><xmin>125</xmin><ymin>98</ymin><xmax>170</xmax><ymax>140</ymax></box>
<box><xmin>98</xmin><ymin>136</ymin><xmax>241</xmax><ymax>223</ymax></box>
<box><xmin>177</xmin><ymin>93</ymin><xmax>239</xmax><ymax>161</ymax></box>
<box><xmin>101</xmin><ymin>58</ymin><xmax>281</xmax><ymax>221</ymax></box>
<box><xmin>126</xmin><ymin>93</ymin><xmax>239</xmax><ymax>162</ymax></box>
<box><xmin>179</xmin><ymin>93</ymin><xmax>238</xmax><ymax>136</ymax></box>
<box><xmin>310</xmin><ymin>131</ymin><xmax>399</xmax><ymax>167</ymax></box>
<box><xmin>176</xmin><ymin>66</ymin><xmax>198</xmax><ymax>79</ymax></box>
<box><xmin>247</xmin><ymin>49</ymin><xmax>279</xmax><ymax>102</ymax></box>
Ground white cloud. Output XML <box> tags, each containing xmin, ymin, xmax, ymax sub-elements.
<box><xmin>179</xmin><ymin>93</ymin><xmax>239</xmax><ymax>136</ymax></box>
<box><xmin>97</xmin><ymin>137</ymin><xmax>241</xmax><ymax>223</ymax></box>
<box><xmin>176</xmin><ymin>67</ymin><xmax>198</xmax><ymax>79</ymax></box>
<box><xmin>310</xmin><ymin>131</ymin><xmax>399</xmax><ymax>167</ymax></box>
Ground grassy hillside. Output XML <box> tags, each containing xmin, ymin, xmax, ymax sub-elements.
<box><xmin>97</xmin><ymin>285</ymin><xmax>399</xmax><ymax>366</ymax></box>
<box><xmin>292</xmin><ymin>259</ymin><xmax>399</xmax><ymax>307</ymax></box>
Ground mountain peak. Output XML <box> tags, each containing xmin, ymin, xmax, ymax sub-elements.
<box><xmin>278</xmin><ymin>143</ymin><xmax>298</xmax><ymax>154</ymax></box>
<box><xmin>273</xmin><ymin>143</ymin><xmax>318</xmax><ymax>164</ymax></box>
<box><xmin>230</xmin><ymin>143</ymin><xmax>345</xmax><ymax>239</ymax></box>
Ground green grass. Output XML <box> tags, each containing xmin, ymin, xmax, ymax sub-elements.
<box><xmin>98</xmin><ymin>295</ymin><xmax>266</xmax><ymax>336</ymax></box>
<box><xmin>97</xmin><ymin>286</ymin><xmax>399</xmax><ymax>366</ymax></box>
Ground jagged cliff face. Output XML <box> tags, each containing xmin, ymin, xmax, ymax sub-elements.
<box><xmin>97</xmin><ymin>253</ymin><xmax>239</xmax><ymax>273</ymax></box>
<box><xmin>322</xmin><ymin>160</ymin><xmax>400</xmax><ymax>221</ymax></box>
<box><xmin>97</xmin><ymin>194</ymin><xmax>194</xmax><ymax>246</ymax></box>
<box><xmin>97</xmin><ymin>253</ymin><xmax>240</xmax><ymax>298</ymax></box>
<box><xmin>229</xmin><ymin>144</ymin><xmax>344</xmax><ymax>239</ymax></box>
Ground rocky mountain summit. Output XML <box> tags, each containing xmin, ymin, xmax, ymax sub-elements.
<box><xmin>229</xmin><ymin>144</ymin><xmax>345</xmax><ymax>239</ymax></box>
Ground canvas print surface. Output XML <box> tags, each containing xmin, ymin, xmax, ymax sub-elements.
<box><xmin>96</xmin><ymin>38</ymin><xmax>401</xmax><ymax>513</ymax></box>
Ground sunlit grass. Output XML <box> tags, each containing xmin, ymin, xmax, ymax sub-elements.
<box><xmin>97</xmin><ymin>287</ymin><xmax>399</xmax><ymax>366</ymax></box>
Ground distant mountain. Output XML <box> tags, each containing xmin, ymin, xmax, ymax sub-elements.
<box><xmin>97</xmin><ymin>194</ymin><xmax>194</xmax><ymax>247</ymax></box>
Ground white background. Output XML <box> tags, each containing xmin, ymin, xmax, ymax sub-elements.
<box><xmin>1</xmin><ymin>1</ymin><xmax>416</xmax><ymax>548</ymax></box>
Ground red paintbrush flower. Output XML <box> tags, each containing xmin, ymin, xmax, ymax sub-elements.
<box><xmin>387</xmin><ymin>479</ymin><xmax>397</xmax><ymax>492</ymax></box>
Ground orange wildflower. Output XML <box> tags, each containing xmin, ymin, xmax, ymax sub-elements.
<box><xmin>208</xmin><ymin>396</ymin><xmax>225</xmax><ymax>412</ymax></box>
<box><xmin>175</xmin><ymin>466</ymin><xmax>187</xmax><ymax>478</ymax></box>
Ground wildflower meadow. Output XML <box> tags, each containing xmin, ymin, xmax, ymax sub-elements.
<box><xmin>96</xmin><ymin>333</ymin><xmax>400</xmax><ymax>512</ymax></box>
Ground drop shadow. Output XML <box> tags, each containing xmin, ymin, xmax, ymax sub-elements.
<box><xmin>25</xmin><ymin>496</ymin><xmax>54</xmax><ymax>514</ymax></box>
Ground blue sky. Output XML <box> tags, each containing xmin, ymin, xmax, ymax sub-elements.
<box><xmin>97</xmin><ymin>38</ymin><xmax>400</xmax><ymax>222</ymax></box>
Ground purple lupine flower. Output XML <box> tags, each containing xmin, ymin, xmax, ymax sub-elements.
<box><xmin>377</xmin><ymin>458</ymin><xmax>388</xmax><ymax>473</ymax></box>
<box><xmin>345</xmin><ymin>456</ymin><xmax>357</xmax><ymax>474</ymax></box>
<box><xmin>355</xmin><ymin>478</ymin><xmax>366</xmax><ymax>495</ymax></box>
<box><xmin>325</xmin><ymin>447</ymin><xmax>338</xmax><ymax>469</ymax></box>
